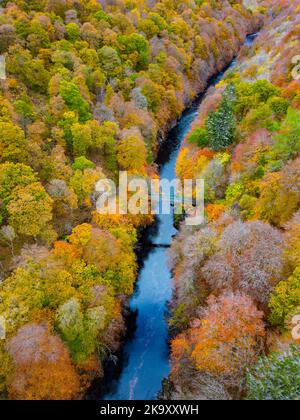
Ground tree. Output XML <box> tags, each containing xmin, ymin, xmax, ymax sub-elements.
<box><xmin>81</xmin><ymin>228</ymin><xmax>121</xmax><ymax>273</ymax></box>
<box><xmin>254</xmin><ymin>172</ymin><xmax>282</xmax><ymax>224</ymax></box>
<box><xmin>56</xmin><ymin>298</ymin><xmax>107</xmax><ymax>363</ymax></box>
<box><xmin>202</xmin><ymin>154</ymin><xmax>229</xmax><ymax>202</ymax></box>
<box><xmin>176</xmin><ymin>292</ymin><xmax>265</xmax><ymax>391</ymax></box>
<box><xmin>93</xmin><ymin>104</ymin><xmax>115</xmax><ymax>124</ymax></box>
<box><xmin>268</xmin><ymin>97</ymin><xmax>289</xmax><ymax>118</ymax></box>
<box><xmin>67</xmin><ymin>224</ymin><xmax>137</xmax><ymax>295</ymax></box>
<box><xmin>0</xmin><ymin>162</ymin><xmax>37</xmax><ymax>204</ymax></box>
<box><xmin>15</xmin><ymin>95</ymin><xmax>36</xmax><ymax>129</ymax></box>
<box><xmin>118</xmin><ymin>33</ymin><xmax>150</xmax><ymax>70</ymax></box>
<box><xmin>59</xmin><ymin>80</ymin><xmax>91</xmax><ymax>123</ymax></box>
<box><xmin>8</xmin><ymin>182</ymin><xmax>53</xmax><ymax>238</ymax></box>
<box><xmin>272</xmin><ymin>108</ymin><xmax>300</xmax><ymax>161</ymax></box>
<box><xmin>80</xmin><ymin>22</ymin><xmax>100</xmax><ymax>48</ymax></box>
<box><xmin>251</xmin><ymin>79</ymin><xmax>279</xmax><ymax>103</ymax></box>
<box><xmin>0</xmin><ymin>225</ymin><xmax>16</xmax><ymax>257</ymax></box>
<box><xmin>285</xmin><ymin>211</ymin><xmax>300</xmax><ymax>270</ymax></box>
<box><xmin>98</xmin><ymin>46</ymin><xmax>121</xmax><ymax>75</ymax></box>
<box><xmin>72</xmin><ymin>157</ymin><xmax>95</xmax><ymax>172</ymax></box>
<box><xmin>7</xmin><ymin>46</ymin><xmax>50</xmax><ymax>93</ymax></box>
<box><xmin>255</xmin><ymin>157</ymin><xmax>300</xmax><ymax>227</ymax></box>
<box><xmin>12</xmin><ymin>243</ymin><xmax>49</xmax><ymax>269</ymax></box>
<box><xmin>234</xmin><ymin>79</ymin><xmax>279</xmax><ymax>120</ymax></box>
<box><xmin>269</xmin><ymin>268</ymin><xmax>300</xmax><ymax>329</ymax></box>
<box><xmin>247</xmin><ymin>346</ymin><xmax>300</xmax><ymax>401</ymax></box>
<box><xmin>46</xmin><ymin>179</ymin><xmax>78</xmax><ymax>218</ymax></box>
<box><xmin>71</xmin><ymin>122</ymin><xmax>92</xmax><ymax>157</ymax></box>
<box><xmin>68</xmin><ymin>223</ymin><xmax>93</xmax><ymax>247</ymax></box>
<box><xmin>0</xmin><ymin>123</ymin><xmax>27</xmax><ymax>163</ymax></box>
<box><xmin>230</xmin><ymin>128</ymin><xmax>272</xmax><ymax>177</ymax></box>
<box><xmin>88</xmin><ymin>120</ymin><xmax>115</xmax><ymax>151</ymax></box>
<box><xmin>206</xmin><ymin>204</ymin><xmax>226</xmax><ymax>222</ymax></box>
<box><xmin>65</xmin><ymin>23</ymin><xmax>80</xmax><ymax>41</ymax></box>
<box><xmin>117</xmin><ymin>135</ymin><xmax>147</xmax><ymax>172</ymax></box>
<box><xmin>202</xmin><ymin>221</ymin><xmax>284</xmax><ymax>304</ymax></box>
<box><xmin>26</xmin><ymin>20</ymin><xmax>50</xmax><ymax>54</ymax></box>
<box><xmin>69</xmin><ymin>168</ymin><xmax>102</xmax><ymax>207</ymax></box>
<box><xmin>131</xmin><ymin>88</ymin><xmax>148</xmax><ymax>110</ymax></box>
<box><xmin>0</xmin><ymin>24</ymin><xmax>16</xmax><ymax>53</ymax></box>
<box><xmin>45</xmin><ymin>0</ymin><xmax>69</xmax><ymax>16</ymax></box>
<box><xmin>6</xmin><ymin>323</ymin><xmax>80</xmax><ymax>400</ymax></box>
<box><xmin>137</xmin><ymin>18</ymin><xmax>160</xmax><ymax>39</ymax></box>
<box><xmin>0</xmin><ymin>261</ymin><xmax>76</xmax><ymax>332</ymax></box>
<box><xmin>188</xmin><ymin>128</ymin><xmax>209</xmax><ymax>148</ymax></box>
<box><xmin>206</xmin><ymin>87</ymin><xmax>236</xmax><ymax>151</ymax></box>
<box><xmin>91</xmin><ymin>121</ymin><xmax>118</xmax><ymax>173</ymax></box>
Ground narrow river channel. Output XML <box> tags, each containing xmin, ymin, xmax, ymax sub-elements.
<box><xmin>99</xmin><ymin>33</ymin><xmax>257</xmax><ymax>401</ymax></box>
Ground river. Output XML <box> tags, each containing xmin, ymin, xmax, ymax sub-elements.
<box><xmin>97</xmin><ymin>33</ymin><xmax>257</xmax><ymax>401</ymax></box>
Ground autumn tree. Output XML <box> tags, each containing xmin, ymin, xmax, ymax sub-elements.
<box><xmin>255</xmin><ymin>157</ymin><xmax>300</xmax><ymax>227</ymax></box>
<box><xmin>269</xmin><ymin>268</ymin><xmax>300</xmax><ymax>330</ymax></box>
<box><xmin>202</xmin><ymin>221</ymin><xmax>284</xmax><ymax>304</ymax></box>
<box><xmin>98</xmin><ymin>46</ymin><xmax>121</xmax><ymax>75</ymax></box>
<box><xmin>117</xmin><ymin>135</ymin><xmax>147</xmax><ymax>172</ymax></box>
<box><xmin>118</xmin><ymin>33</ymin><xmax>150</xmax><ymax>70</ymax></box>
<box><xmin>6</xmin><ymin>323</ymin><xmax>80</xmax><ymax>400</ymax></box>
<box><xmin>56</xmin><ymin>298</ymin><xmax>107</xmax><ymax>363</ymax></box>
<box><xmin>71</xmin><ymin>122</ymin><xmax>92</xmax><ymax>157</ymax></box>
<box><xmin>0</xmin><ymin>122</ymin><xmax>27</xmax><ymax>163</ymax></box>
<box><xmin>0</xmin><ymin>24</ymin><xmax>16</xmax><ymax>53</ymax></box>
<box><xmin>69</xmin><ymin>167</ymin><xmax>102</xmax><ymax>207</ymax></box>
<box><xmin>285</xmin><ymin>211</ymin><xmax>300</xmax><ymax>270</ymax></box>
<box><xmin>7</xmin><ymin>45</ymin><xmax>50</xmax><ymax>93</ymax></box>
<box><xmin>190</xmin><ymin>293</ymin><xmax>265</xmax><ymax>388</ymax></box>
<box><xmin>60</xmin><ymin>80</ymin><xmax>91</xmax><ymax>123</ymax></box>
<box><xmin>46</xmin><ymin>179</ymin><xmax>78</xmax><ymax>219</ymax></box>
<box><xmin>0</xmin><ymin>162</ymin><xmax>37</xmax><ymax>208</ymax></box>
<box><xmin>72</xmin><ymin>156</ymin><xmax>95</xmax><ymax>172</ymax></box>
<box><xmin>272</xmin><ymin>108</ymin><xmax>300</xmax><ymax>161</ymax></box>
<box><xmin>68</xmin><ymin>224</ymin><xmax>137</xmax><ymax>295</ymax></box>
<box><xmin>8</xmin><ymin>182</ymin><xmax>53</xmax><ymax>238</ymax></box>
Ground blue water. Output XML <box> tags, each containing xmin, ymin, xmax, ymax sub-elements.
<box><xmin>102</xmin><ymin>34</ymin><xmax>257</xmax><ymax>401</ymax></box>
<box><xmin>103</xmin><ymin>101</ymin><xmax>200</xmax><ymax>401</ymax></box>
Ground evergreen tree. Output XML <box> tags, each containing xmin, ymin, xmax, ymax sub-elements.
<box><xmin>247</xmin><ymin>346</ymin><xmax>300</xmax><ymax>401</ymax></box>
<box><xmin>206</xmin><ymin>85</ymin><xmax>236</xmax><ymax>151</ymax></box>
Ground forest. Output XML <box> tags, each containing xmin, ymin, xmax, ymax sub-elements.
<box><xmin>169</xmin><ymin>0</ymin><xmax>300</xmax><ymax>400</ymax></box>
<box><xmin>0</xmin><ymin>0</ymin><xmax>299</xmax><ymax>401</ymax></box>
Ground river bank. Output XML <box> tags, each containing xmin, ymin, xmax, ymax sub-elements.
<box><xmin>87</xmin><ymin>31</ymin><xmax>260</xmax><ymax>401</ymax></box>
<box><xmin>166</xmin><ymin>0</ymin><xmax>300</xmax><ymax>401</ymax></box>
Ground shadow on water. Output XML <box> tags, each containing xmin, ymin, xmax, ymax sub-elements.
<box><xmin>87</xmin><ymin>33</ymin><xmax>258</xmax><ymax>401</ymax></box>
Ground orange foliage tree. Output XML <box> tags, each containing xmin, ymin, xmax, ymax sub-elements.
<box><xmin>190</xmin><ymin>293</ymin><xmax>265</xmax><ymax>380</ymax></box>
<box><xmin>6</xmin><ymin>323</ymin><xmax>80</xmax><ymax>400</ymax></box>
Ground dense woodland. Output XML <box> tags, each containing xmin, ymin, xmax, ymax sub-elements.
<box><xmin>0</xmin><ymin>0</ymin><xmax>259</xmax><ymax>400</ymax></box>
<box><xmin>0</xmin><ymin>0</ymin><xmax>299</xmax><ymax>401</ymax></box>
<box><xmin>168</xmin><ymin>0</ymin><xmax>300</xmax><ymax>400</ymax></box>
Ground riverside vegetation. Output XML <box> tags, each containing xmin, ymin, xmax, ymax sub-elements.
<box><xmin>0</xmin><ymin>0</ymin><xmax>298</xmax><ymax>401</ymax></box>
<box><xmin>167</xmin><ymin>0</ymin><xmax>300</xmax><ymax>401</ymax></box>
